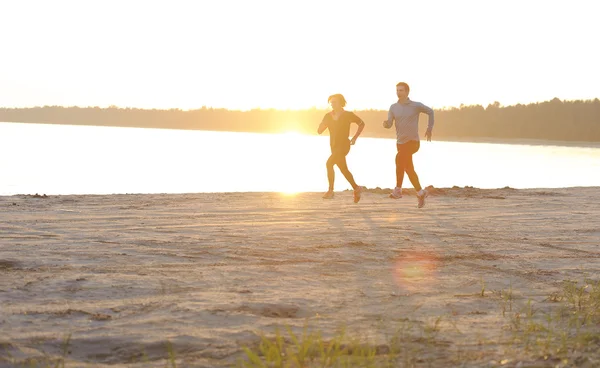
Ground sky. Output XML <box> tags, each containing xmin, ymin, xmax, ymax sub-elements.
<box><xmin>1</xmin><ymin>0</ymin><xmax>599</xmax><ymax>111</ymax></box>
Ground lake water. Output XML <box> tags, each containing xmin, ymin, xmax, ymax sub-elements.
<box><xmin>1</xmin><ymin>122</ymin><xmax>599</xmax><ymax>196</ymax></box>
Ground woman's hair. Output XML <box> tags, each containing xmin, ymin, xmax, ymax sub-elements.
<box><xmin>328</xmin><ymin>94</ymin><xmax>347</xmax><ymax>107</ymax></box>
<box><xmin>396</xmin><ymin>82</ymin><xmax>410</xmax><ymax>94</ymax></box>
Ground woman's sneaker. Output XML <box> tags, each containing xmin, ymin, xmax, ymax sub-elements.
<box><xmin>353</xmin><ymin>186</ymin><xmax>363</xmax><ymax>203</ymax></box>
<box><xmin>322</xmin><ymin>190</ymin><xmax>334</xmax><ymax>199</ymax></box>
<box><xmin>389</xmin><ymin>187</ymin><xmax>403</xmax><ymax>199</ymax></box>
<box><xmin>417</xmin><ymin>189</ymin><xmax>428</xmax><ymax>208</ymax></box>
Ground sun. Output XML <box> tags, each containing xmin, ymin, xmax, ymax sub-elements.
<box><xmin>280</xmin><ymin>129</ymin><xmax>303</xmax><ymax>137</ymax></box>
<box><xmin>279</xmin><ymin>190</ymin><xmax>299</xmax><ymax>197</ymax></box>
<box><xmin>277</xmin><ymin>130</ymin><xmax>310</xmax><ymax>146</ymax></box>
<box><xmin>268</xmin><ymin>130</ymin><xmax>315</xmax><ymax>195</ymax></box>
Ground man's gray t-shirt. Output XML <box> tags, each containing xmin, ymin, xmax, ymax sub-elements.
<box><xmin>385</xmin><ymin>99</ymin><xmax>434</xmax><ymax>144</ymax></box>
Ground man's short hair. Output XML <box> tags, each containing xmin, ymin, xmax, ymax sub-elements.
<box><xmin>396</xmin><ymin>82</ymin><xmax>410</xmax><ymax>94</ymax></box>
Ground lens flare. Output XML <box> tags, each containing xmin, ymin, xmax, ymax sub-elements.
<box><xmin>392</xmin><ymin>250</ymin><xmax>440</xmax><ymax>292</ymax></box>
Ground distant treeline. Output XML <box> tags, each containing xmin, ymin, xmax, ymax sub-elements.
<box><xmin>2</xmin><ymin>97</ymin><xmax>599</xmax><ymax>142</ymax></box>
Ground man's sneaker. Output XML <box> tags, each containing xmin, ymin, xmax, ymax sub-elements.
<box><xmin>322</xmin><ymin>190</ymin><xmax>334</xmax><ymax>199</ymax></box>
<box><xmin>417</xmin><ymin>189</ymin><xmax>428</xmax><ymax>208</ymax></box>
<box><xmin>389</xmin><ymin>187</ymin><xmax>403</xmax><ymax>199</ymax></box>
<box><xmin>353</xmin><ymin>186</ymin><xmax>363</xmax><ymax>203</ymax></box>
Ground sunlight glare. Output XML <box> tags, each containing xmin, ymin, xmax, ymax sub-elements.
<box><xmin>279</xmin><ymin>190</ymin><xmax>300</xmax><ymax>197</ymax></box>
<box><xmin>393</xmin><ymin>250</ymin><xmax>440</xmax><ymax>292</ymax></box>
<box><xmin>280</xmin><ymin>129</ymin><xmax>304</xmax><ymax>137</ymax></box>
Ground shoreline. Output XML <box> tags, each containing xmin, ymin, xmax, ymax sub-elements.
<box><xmin>2</xmin><ymin>185</ymin><xmax>598</xmax><ymax>199</ymax></box>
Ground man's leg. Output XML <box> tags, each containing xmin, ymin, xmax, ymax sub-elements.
<box><xmin>402</xmin><ymin>141</ymin><xmax>428</xmax><ymax>208</ymax></box>
<box><xmin>404</xmin><ymin>141</ymin><xmax>422</xmax><ymax>192</ymax></box>
<box><xmin>391</xmin><ymin>143</ymin><xmax>410</xmax><ymax>198</ymax></box>
<box><xmin>395</xmin><ymin>144</ymin><xmax>406</xmax><ymax>189</ymax></box>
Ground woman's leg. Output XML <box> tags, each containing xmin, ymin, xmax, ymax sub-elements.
<box><xmin>335</xmin><ymin>154</ymin><xmax>358</xmax><ymax>189</ymax></box>
<box><xmin>325</xmin><ymin>154</ymin><xmax>336</xmax><ymax>191</ymax></box>
<box><xmin>332</xmin><ymin>144</ymin><xmax>358</xmax><ymax>189</ymax></box>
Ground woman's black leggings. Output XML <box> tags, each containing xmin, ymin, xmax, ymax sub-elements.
<box><xmin>326</xmin><ymin>144</ymin><xmax>357</xmax><ymax>190</ymax></box>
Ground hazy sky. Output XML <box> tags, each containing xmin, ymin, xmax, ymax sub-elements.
<box><xmin>1</xmin><ymin>0</ymin><xmax>599</xmax><ymax>110</ymax></box>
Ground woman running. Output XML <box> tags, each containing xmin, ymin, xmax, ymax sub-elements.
<box><xmin>318</xmin><ymin>93</ymin><xmax>365</xmax><ymax>203</ymax></box>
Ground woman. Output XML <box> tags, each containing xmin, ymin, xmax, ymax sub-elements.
<box><xmin>318</xmin><ymin>93</ymin><xmax>365</xmax><ymax>203</ymax></box>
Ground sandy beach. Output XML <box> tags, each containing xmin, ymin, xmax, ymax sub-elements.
<box><xmin>1</xmin><ymin>187</ymin><xmax>599</xmax><ymax>367</ymax></box>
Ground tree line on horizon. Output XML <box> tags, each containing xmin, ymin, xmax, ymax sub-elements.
<box><xmin>1</xmin><ymin>97</ymin><xmax>599</xmax><ymax>142</ymax></box>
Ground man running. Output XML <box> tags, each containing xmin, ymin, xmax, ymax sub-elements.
<box><xmin>318</xmin><ymin>93</ymin><xmax>365</xmax><ymax>203</ymax></box>
<box><xmin>383</xmin><ymin>82</ymin><xmax>434</xmax><ymax>208</ymax></box>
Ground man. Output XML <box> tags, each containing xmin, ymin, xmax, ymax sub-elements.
<box><xmin>383</xmin><ymin>82</ymin><xmax>434</xmax><ymax>208</ymax></box>
<box><xmin>318</xmin><ymin>93</ymin><xmax>365</xmax><ymax>203</ymax></box>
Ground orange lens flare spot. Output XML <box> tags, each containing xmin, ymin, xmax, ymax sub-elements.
<box><xmin>392</xmin><ymin>250</ymin><xmax>440</xmax><ymax>292</ymax></box>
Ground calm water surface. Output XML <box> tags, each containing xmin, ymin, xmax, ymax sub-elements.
<box><xmin>1</xmin><ymin>122</ymin><xmax>599</xmax><ymax>195</ymax></box>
